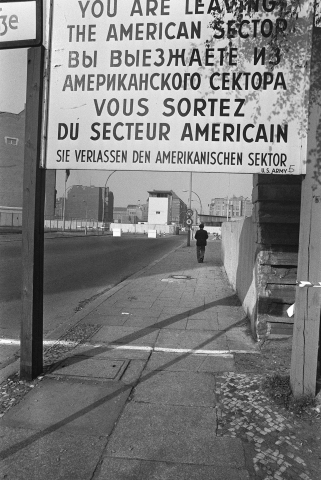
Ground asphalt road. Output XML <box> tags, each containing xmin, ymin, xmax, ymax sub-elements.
<box><xmin>0</xmin><ymin>233</ymin><xmax>185</xmax><ymax>340</ymax></box>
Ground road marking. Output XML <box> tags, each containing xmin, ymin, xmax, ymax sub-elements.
<box><xmin>0</xmin><ymin>339</ymin><xmax>256</xmax><ymax>356</ymax></box>
<box><xmin>77</xmin><ymin>344</ymin><xmax>253</xmax><ymax>356</ymax></box>
<box><xmin>0</xmin><ymin>339</ymin><xmax>76</xmax><ymax>347</ymax></box>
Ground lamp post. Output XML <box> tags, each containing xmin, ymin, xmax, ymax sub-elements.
<box><xmin>183</xmin><ymin>190</ymin><xmax>203</xmax><ymax>216</ymax></box>
<box><xmin>102</xmin><ymin>171</ymin><xmax>116</xmax><ymax>228</ymax></box>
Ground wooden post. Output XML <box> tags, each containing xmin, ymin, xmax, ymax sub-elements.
<box><xmin>20</xmin><ymin>46</ymin><xmax>46</xmax><ymax>380</ymax></box>
<box><xmin>290</xmin><ymin>24</ymin><xmax>321</xmax><ymax>397</ymax></box>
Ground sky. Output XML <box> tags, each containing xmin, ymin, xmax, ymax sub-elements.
<box><xmin>0</xmin><ymin>3</ymin><xmax>253</xmax><ymax>213</ymax></box>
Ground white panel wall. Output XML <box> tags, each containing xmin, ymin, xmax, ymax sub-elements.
<box><xmin>148</xmin><ymin>198</ymin><xmax>169</xmax><ymax>224</ymax></box>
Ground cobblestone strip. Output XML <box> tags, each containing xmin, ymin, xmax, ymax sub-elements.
<box><xmin>215</xmin><ymin>373</ymin><xmax>314</xmax><ymax>480</ymax></box>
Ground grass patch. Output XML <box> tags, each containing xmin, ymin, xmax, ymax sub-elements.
<box><xmin>262</xmin><ymin>373</ymin><xmax>316</xmax><ymax>415</ymax></box>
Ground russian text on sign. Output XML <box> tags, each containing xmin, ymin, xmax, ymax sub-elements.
<box><xmin>44</xmin><ymin>0</ymin><xmax>313</xmax><ymax>173</ymax></box>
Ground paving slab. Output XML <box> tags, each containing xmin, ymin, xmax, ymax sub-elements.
<box><xmin>144</xmin><ymin>352</ymin><xmax>206</xmax><ymax>372</ymax></box>
<box><xmin>1</xmin><ymin>377</ymin><xmax>131</xmax><ymax>436</ymax></box>
<box><xmin>119</xmin><ymin>360</ymin><xmax>147</xmax><ymax>385</ymax></box>
<box><xmin>225</xmin><ymin>328</ymin><xmax>258</xmax><ymax>352</ymax></box>
<box><xmin>161</xmin><ymin>306</ymin><xmax>192</xmax><ymax>315</ymax></box>
<box><xmin>51</xmin><ymin>356</ymin><xmax>129</xmax><ymax>380</ymax></box>
<box><xmin>95</xmin><ymin>457</ymin><xmax>142</xmax><ymax>480</ymax></box>
<box><xmin>0</xmin><ymin>426</ymin><xmax>107</xmax><ymax>480</ymax></box>
<box><xmin>105</xmin><ymin>402</ymin><xmax>246</xmax><ymax>466</ymax></box>
<box><xmin>186</xmin><ymin>318</ymin><xmax>220</xmax><ymax>330</ymax></box>
<box><xmin>71</xmin><ymin>344</ymin><xmax>151</xmax><ymax>360</ymax></box>
<box><xmin>0</xmin><ymin>345</ymin><xmax>18</xmax><ymax>367</ymax></box>
<box><xmin>125</xmin><ymin>315</ymin><xmax>165</xmax><ymax>328</ymax></box>
<box><xmin>155</xmin><ymin>329</ymin><xmax>229</xmax><ymax>351</ymax></box>
<box><xmin>112</xmin><ymin>300</ymin><xmax>155</xmax><ymax>309</ymax></box>
<box><xmin>144</xmin><ymin>351</ymin><xmax>235</xmax><ymax>374</ymax></box>
<box><xmin>100</xmin><ymin>307</ymin><xmax>163</xmax><ymax>318</ymax></box>
<box><xmin>198</xmin><ymin>355</ymin><xmax>236</xmax><ymax>372</ymax></box>
<box><xmin>90</xmin><ymin>326</ymin><xmax>159</xmax><ymax>347</ymax></box>
<box><xmin>188</xmin><ymin>310</ymin><xmax>219</xmax><ymax>320</ymax></box>
<box><xmin>132</xmin><ymin>370</ymin><xmax>216</xmax><ymax>407</ymax></box>
<box><xmin>79</xmin><ymin>314</ymin><xmax>128</xmax><ymax>326</ymax></box>
<box><xmin>97</xmin><ymin>458</ymin><xmax>250</xmax><ymax>480</ymax></box>
<box><xmin>156</xmin><ymin>316</ymin><xmax>188</xmax><ymax>329</ymax></box>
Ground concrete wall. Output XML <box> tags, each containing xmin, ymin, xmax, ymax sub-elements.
<box><xmin>222</xmin><ymin>174</ymin><xmax>301</xmax><ymax>340</ymax></box>
<box><xmin>191</xmin><ymin>226</ymin><xmax>221</xmax><ymax>236</ymax></box>
<box><xmin>45</xmin><ymin>219</ymin><xmax>102</xmax><ymax>230</ymax></box>
<box><xmin>221</xmin><ymin>218</ymin><xmax>258</xmax><ymax>336</ymax></box>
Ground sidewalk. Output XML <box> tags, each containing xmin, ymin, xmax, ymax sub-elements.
<box><xmin>0</xmin><ymin>240</ymin><xmax>318</xmax><ymax>479</ymax></box>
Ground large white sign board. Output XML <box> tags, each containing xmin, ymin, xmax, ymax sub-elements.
<box><xmin>45</xmin><ymin>0</ymin><xmax>313</xmax><ymax>174</ymax></box>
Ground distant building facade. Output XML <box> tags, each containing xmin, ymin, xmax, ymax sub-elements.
<box><xmin>0</xmin><ymin>110</ymin><xmax>56</xmax><ymax>217</ymax></box>
<box><xmin>209</xmin><ymin>196</ymin><xmax>252</xmax><ymax>219</ymax></box>
<box><xmin>113</xmin><ymin>203</ymin><xmax>148</xmax><ymax>224</ymax></box>
<box><xmin>147</xmin><ymin>190</ymin><xmax>187</xmax><ymax>225</ymax></box>
<box><xmin>113</xmin><ymin>207</ymin><xmax>128</xmax><ymax>223</ymax></box>
<box><xmin>138</xmin><ymin>203</ymin><xmax>148</xmax><ymax>222</ymax></box>
<box><xmin>64</xmin><ymin>185</ymin><xmax>114</xmax><ymax>222</ymax></box>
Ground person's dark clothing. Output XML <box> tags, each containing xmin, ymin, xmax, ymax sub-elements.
<box><xmin>195</xmin><ymin>229</ymin><xmax>208</xmax><ymax>246</ymax></box>
<box><xmin>195</xmin><ymin>227</ymin><xmax>208</xmax><ymax>262</ymax></box>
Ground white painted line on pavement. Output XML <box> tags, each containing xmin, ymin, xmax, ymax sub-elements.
<box><xmin>0</xmin><ymin>339</ymin><xmax>77</xmax><ymax>347</ymax></box>
<box><xmin>79</xmin><ymin>343</ymin><xmax>234</xmax><ymax>357</ymax></box>
<box><xmin>0</xmin><ymin>339</ymin><xmax>257</xmax><ymax>356</ymax></box>
<box><xmin>154</xmin><ymin>347</ymin><xmax>233</xmax><ymax>357</ymax></box>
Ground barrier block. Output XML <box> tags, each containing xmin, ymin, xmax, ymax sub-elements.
<box><xmin>113</xmin><ymin>228</ymin><xmax>122</xmax><ymax>237</ymax></box>
<box><xmin>148</xmin><ymin>230</ymin><xmax>157</xmax><ymax>238</ymax></box>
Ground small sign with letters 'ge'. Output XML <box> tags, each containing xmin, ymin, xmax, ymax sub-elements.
<box><xmin>0</xmin><ymin>0</ymin><xmax>42</xmax><ymax>49</ymax></box>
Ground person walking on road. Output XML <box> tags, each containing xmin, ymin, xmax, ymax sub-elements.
<box><xmin>195</xmin><ymin>223</ymin><xmax>208</xmax><ymax>263</ymax></box>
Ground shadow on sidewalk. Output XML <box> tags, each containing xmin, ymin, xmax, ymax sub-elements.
<box><xmin>0</xmin><ymin>295</ymin><xmax>249</xmax><ymax>461</ymax></box>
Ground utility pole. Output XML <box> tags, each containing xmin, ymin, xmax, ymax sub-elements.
<box><xmin>290</xmin><ymin>13</ymin><xmax>321</xmax><ymax>397</ymax></box>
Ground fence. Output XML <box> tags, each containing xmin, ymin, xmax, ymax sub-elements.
<box><xmin>44</xmin><ymin>218</ymin><xmax>105</xmax><ymax>232</ymax></box>
<box><xmin>109</xmin><ymin>223</ymin><xmax>177</xmax><ymax>234</ymax></box>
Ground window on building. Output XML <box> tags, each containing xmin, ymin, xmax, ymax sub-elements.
<box><xmin>5</xmin><ymin>137</ymin><xmax>18</xmax><ymax>145</ymax></box>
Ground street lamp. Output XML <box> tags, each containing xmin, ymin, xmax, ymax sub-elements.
<box><xmin>183</xmin><ymin>190</ymin><xmax>203</xmax><ymax>215</ymax></box>
<box><xmin>102</xmin><ymin>171</ymin><xmax>116</xmax><ymax>226</ymax></box>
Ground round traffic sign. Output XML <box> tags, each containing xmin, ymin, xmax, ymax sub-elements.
<box><xmin>186</xmin><ymin>209</ymin><xmax>193</xmax><ymax>216</ymax></box>
<box><xmin>185</xmin><ymin>218</ymin><xmax>193</xmax><ymax>226</ymax></box>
